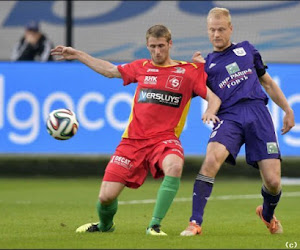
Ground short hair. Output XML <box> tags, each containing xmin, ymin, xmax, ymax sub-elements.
<box><xmin>146</xmin><ymin>24</ymin><xmax>172</xmax><ymax>42</ymax></box>
<box><xmin>207</xmin><ymin>7</ymin><xmax>232</xmax><ymax>25</ymax></box>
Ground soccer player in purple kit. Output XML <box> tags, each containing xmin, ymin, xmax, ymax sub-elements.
<box><xmin>180</xmin><ymin>7</ymin><xmax>295</xmax><ymax>236</ymax></box>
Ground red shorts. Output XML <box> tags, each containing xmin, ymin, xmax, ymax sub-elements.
<box><xmin>103</xmin><ymin>136</ymin><xmax>184</xmax><ymax>189</ymax></box>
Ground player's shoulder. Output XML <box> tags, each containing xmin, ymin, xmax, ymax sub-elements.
<box><xmin>234</xmin><ymin>40</ymin><xmax>255</xmax><ymax>49</ymax></box>
<box><xmin>129</xmin><ymin>59</ymin><xmax>151</xmax><ymax>67</ymax></box>
<box><xmin>235</xmin><ymin>40</ymin><xmax>251</xmax><ymax>46</ymax></box>
<box><xmin>176</xmin><ymin>60</ymin><xmax>204</xmax><ymax>69</ymax></box>
<box><xmin>189</xmin><ymin>62</ymin><xmax>205</xmax><ymax>69</ymax></box>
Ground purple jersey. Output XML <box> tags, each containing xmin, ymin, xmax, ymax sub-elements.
<box><xmin>205</xmin><ymin>41</ymin><xmax>268</xmax><ymax>113</ymax></box>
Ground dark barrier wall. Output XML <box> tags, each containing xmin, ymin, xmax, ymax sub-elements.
<box><xmin>0</xmin><ymin>155</ymin><xmax>299</xmax><ymax>178</ymax></box>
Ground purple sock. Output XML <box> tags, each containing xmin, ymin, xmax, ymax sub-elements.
<box><xmin>261</xmin><ymin>185</ymin><xmax>281</xmax><ymax>223</ymax></box>
<box><xmin>190</xmin><ymin>174</ymin><xmax>214</xmax><ymax>225</ymax></box>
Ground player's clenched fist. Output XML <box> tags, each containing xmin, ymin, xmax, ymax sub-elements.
<box><xmin>192</xmin><ymin>51</ymin><xmax>206</xmax><ymax>63</ymax></box>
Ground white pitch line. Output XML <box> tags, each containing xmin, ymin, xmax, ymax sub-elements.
<box><xmin>118</xmin><ymin>191</ymin><xmax>300</xmax><ymax>205</ymax></box>
<box><xmin>2</xmin><ymin>192</ymin><xmax>300</xmax><ymax>205</ymax></box>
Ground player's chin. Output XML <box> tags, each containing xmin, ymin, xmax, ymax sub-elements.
<box><xmin>153</xmin><ymin>58</ymin><xmax>164</xmax><ymax>65</ymax></box>
<box><xmin>213</xmin><ymin>41</ymin><xmax>225</xmax><ymax>48</ymax></box>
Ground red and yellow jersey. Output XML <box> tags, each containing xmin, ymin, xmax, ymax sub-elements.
<box><xmin>117</xmin><ymin>59</ymin><xmax>207</xmax><ymax>139</ymax></box>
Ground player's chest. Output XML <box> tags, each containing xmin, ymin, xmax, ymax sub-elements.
<box><xmin>135</xmin><ymin>68</ymin><xmax>191</xmax><ymax>92</ymax></box>
<box><xmin>207</xmin><ymin>52</ymin><xmax>254</xmax><ymax>81</ymax></box>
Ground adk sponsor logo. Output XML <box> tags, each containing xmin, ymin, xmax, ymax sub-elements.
<box><xmin>144</xmin><ymin>76</ymin><xmax>157</xmax><ymax>85</ymax></box>
<box><xmin>138</xmin><ymin>89</ymin><xmax>182</xmax><ymax>107</ymax></box>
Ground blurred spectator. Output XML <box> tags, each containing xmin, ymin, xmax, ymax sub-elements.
<box><xmin>11</xmin><ymin>21</ymin><xmax>54</xmax><ymax>61</ymax></box>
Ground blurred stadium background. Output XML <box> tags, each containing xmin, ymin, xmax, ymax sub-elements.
<box><xmin>0</xmin><ymin>1</ymin><xmax>300</xmax><ymax>249</ymax></box>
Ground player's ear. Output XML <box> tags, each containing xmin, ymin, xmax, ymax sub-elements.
<box><xmin>169</xmin><ymin>40</ymin><xmax>173</xmax><ymax>48</ymax></box>
<box><xmin>146</xmin><ymin>44</ymin><xmax>151</xmax><ymax>52</ymax></box>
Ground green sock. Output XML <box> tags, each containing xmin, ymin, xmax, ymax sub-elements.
<box><xmin>96</xmin><ymin>199</ymin><xmax>118</xmax><ymax>231</ymax></box>
<box><xmin>149</xmin><ymin>175</ymin><xmax>180</xmax><ymax>227</ymax></box>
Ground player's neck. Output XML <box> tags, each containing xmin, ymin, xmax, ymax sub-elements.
<box><xmin>152</xmin><ymin>58</ymin><xmax>178</xmax><ymax>67</ymax></box>
<box><xmin>214</xmin><ymin>42</ymin><xmax>232</xmax><ymax>52</ymax></box>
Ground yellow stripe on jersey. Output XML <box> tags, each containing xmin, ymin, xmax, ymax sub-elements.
<box><xmin>190</xmin><ymin>63</ymin><xmax>198</xmax><ymax>68</ymax></box>
<box><xmin>176</xmin><ymin>60</ymin><xmax>187</xmax><ymax>64</ymax></box>
<box><xmin>174</xmin><ymin>98</ymin><xmax>192</xmax><ymax>138</ymax></box>
<box><xmin>122</xmin><ymin>90</ymin><xmax>137</xmax><ymax>138</ymax></box>
<box><xmin>151</xmin><ymin>60</ymin><xmax>189</xmax><ymax>67</ymax></box>
<box><xmin>143</xmin><ymin>61</ymin><xmax>148</xmax><ymax>66</ymax></box>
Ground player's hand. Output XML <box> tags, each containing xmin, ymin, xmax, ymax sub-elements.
<box><xmin>281</xmin><ymin>109</ymin><xmax>295</xmax><ymax>135</ymax></box>
<box><xmin>201</xmin><ymin>112</ymin><xmax>220</xmax><ymax>125</ymax></box>
<box><xmin>51</xmin><ymin>45</ymin><xmax>78</xmax><ymax>61</ymax></box>
<box><xmin>192</xmin><ymin>51</ymin><xmax>206</xmax><ymax>63</ymax></box>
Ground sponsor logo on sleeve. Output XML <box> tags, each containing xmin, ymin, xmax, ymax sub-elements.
<box><xmin>138</xmin><ymin>88</ymin><xmax>182</xmax><ymax>107</ymax></box>
<box><xmin>165</xmin><ymin>75</ymin><xmax>183</xmax><ymax>90</ymax></box>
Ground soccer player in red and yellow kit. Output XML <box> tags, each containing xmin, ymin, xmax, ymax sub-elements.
<box><xmin>51</xmin><ymin>24</ymin><xmax>221</xmax><ymax>236</ymax></box>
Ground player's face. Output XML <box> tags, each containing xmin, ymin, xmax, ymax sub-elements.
<box><xmin>147</xmin><ymin>36</ymin><xmax>172</xmax><ymax>66</ymax></box>
<box><xmin>207</xmin><ymin>16</ymin><xmax>232</xmax><ymax>51</ymax></box>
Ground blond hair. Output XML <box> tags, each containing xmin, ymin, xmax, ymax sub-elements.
<box><xmin>146</xmin><ymin>24</ymin><xmax>172</xmax><ymax>42</ymax></box>
<box><xmin>207</xmin><ymin>7</ymin><xmax>232</xmax><ymax>25</ymax></box>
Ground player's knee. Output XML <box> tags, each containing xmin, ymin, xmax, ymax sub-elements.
<box><xmin>265</xmin><ymin>178</ymin><xmax>281</xmax><ymax>194</ymax></box>
<box><xmin>201</xmin><ymin>155</ymin><xmax>220</xmax><ymax>177</ymax></box>
<box><xmin>163</xmin><ymin>161</ymin><xmax>183</xmax><ymax>177</ymax></box>
<box><xmin>99</xmin><ymin>193</ymin><xmax>115</xmax><ymax>205</ymax></box>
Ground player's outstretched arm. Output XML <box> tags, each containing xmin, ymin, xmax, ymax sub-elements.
<box><xmin>259</xmin><ymin>72</ymin><xmax>295</xmax><ymax>134</ymax></box>
<box><xmin>51</xmin><ymin>45</ymin><xmax>121</xmax><ymax>78</ymax></box>
<box><xmin>202</xmin><ymin>87</ymin><xmax>221</xmax><ymax>124</ymax></box>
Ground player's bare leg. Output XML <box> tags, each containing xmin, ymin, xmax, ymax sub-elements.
<box><xmin>76</xmin><ymin>181</ymin><xmax>125</xmax><ymax>233</ymax></box>
<box><xmin>146</xmin><ymin>154</ymin><xmax>183</xmax><ymax>236</ymax></box>
<box><xmin>256</xmin><ymin>159</ymin><xmax>283</xmax><ymax>234</ymax></box>
<box><xmin>181</xmin><ymin>142</ymin><xmax>229</xmax><ymax>236</ymax></box>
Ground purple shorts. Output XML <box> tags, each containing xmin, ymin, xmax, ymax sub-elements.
<box><xmin>209</xmin><ymin>100</ymin><xmax>281</xmax><ymax>168</ymax></box>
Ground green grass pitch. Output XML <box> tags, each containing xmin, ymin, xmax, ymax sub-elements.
<box><xmin>0</xmin><ymin>177</ymin><xmax>299</xmax><ymax>249</ymax></box>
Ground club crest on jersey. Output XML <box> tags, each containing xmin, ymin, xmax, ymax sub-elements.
<box><xmin>233</xmin><ymin>47</ymin><xmax>246</xmax><ymax>56</ymax></box>
<box><xmin>165</xmin><ymin>75</ymin><xmax>183</xmax><ymax>90</ymax></box>
<box><xmin>172</xmin><ymin>67</ymin><xmax>186</xmax><ymax>74</ymax></box>
<box><xmin>225</xmin><ymin>62</ymin><xmax>240</xmax><ymax>75</ymax></box>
